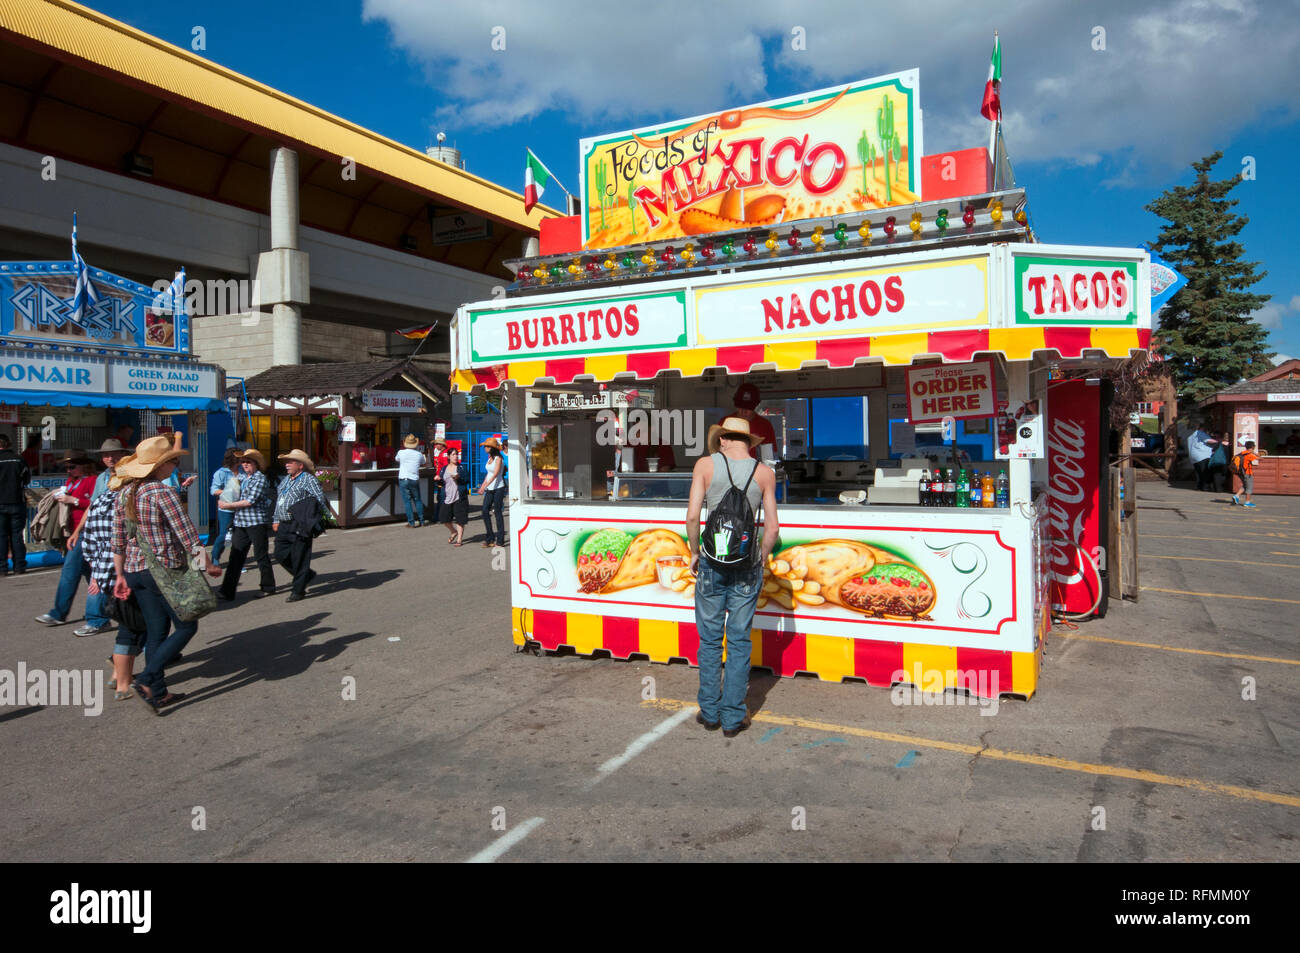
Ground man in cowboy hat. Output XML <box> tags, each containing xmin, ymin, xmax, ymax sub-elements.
<box><xmin>429</xmin><ymin>435</ymin><xmax>449</xmax><ymax>515</ymax></box>
<box><xmin>396</xmin><ymin>433</ymin><xmax>428</xmax><ymax>528</ymax></box>
<box><xmin>731</xmin><ymin>382</ymin><xmax>777</xmax><ymax>459</ymax></box>
<box><xmin>685</xmin><ymin>416</ymin><xmax>780</xmax><ymax>738</ymax></box>
<box><xmin>35</xmin><ymin>450</ymin><xmax>112</xmax><ymax>634</ymax></box>
<box><xmin>216</xmin><ymin>448</ymin><xmax>277</xmax><ymax>601</ymax></box>
<box><xmin>273</xmin><ymin>449</ymin><xmax>328</xmax><ymax>602</ymax></box>
<box><xmin>90</xmin><ymin>438</ymin><xmax>128</xmax><ymax>500</ymax></box>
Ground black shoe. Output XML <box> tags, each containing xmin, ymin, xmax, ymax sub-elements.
<box><xmin>286</xmin><ymin>592</ymin><xmax>304</xmax><ymax>603</ymax></box>
<box><xmin>696</xmin><ymin>712</ymin><xmax>720</xmax><ymax>731</ymax></box>
<box><xmin>722</xmin><ymin>721</ymin><xmax>750</xmax><ymax>739</ymax></box>
<box><xmin>216</xmin><ymin>591</ymin><xmax>235</xmax><ymax>602</ymax></box>
<box><xmin>306</xmin><ymin>569</ymin><xmax>317</xmax><ymax>586</ymax></box>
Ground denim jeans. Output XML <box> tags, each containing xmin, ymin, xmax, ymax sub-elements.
<box><xmin>125</xmin><ymin>569</ymin><xmax>196</xmax><ymax>700</ymax></box>
<box><xmin>399</xmin><ymin>478</ymin><xmax>424</xmax><ymax>525</ymax></box>
<box><xmin>0</xmin><ymin>503</ymin><xmax>26</xmax><ymax>572</ymax></box>
<box><xmin>481</xmin><ymin>486</ymin><xmax>506</xmax><ymax>545</ymax></box>
<box><xmin>211</xmin><ymin>509</ymin><xmax>234</xmax><ymax>565</ymax></box>
<box><xmin>694</xmin><ymin>560</ymin><xmax>763</xmax><ymax>730</ymax></box>
<box><xmin>49</xmin><ymin>537</ymin><xmax>109</xmax><ymax>626</ymax></box>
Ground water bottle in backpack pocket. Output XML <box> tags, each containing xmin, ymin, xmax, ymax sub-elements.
<box><xmin>701</xmin><ymin>456</ymin><xmax>760</xmax><ymax>572</ymax></box>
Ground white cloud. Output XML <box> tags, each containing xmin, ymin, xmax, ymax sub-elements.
<box><xmin>1254</xmin><ymin>296</ymin><xmax>1300</xmax><ymax>330</ymax></box>
<box><xmin>1273</xmin><ymin>353</ymin><xmax>1295</xmax><ymax>365</ymax></box>
<box><xmin>362</xmin><ymin>0</ymin><xmax>1300</xmax><ymax>180</ymax></box>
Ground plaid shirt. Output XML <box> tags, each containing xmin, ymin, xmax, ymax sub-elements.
<box><xmin>232</xmin><ymin>470</ymin><xmax>273</xmax><ymax>526</ymax></box>
<box><xmin>81</xmin><ymin>490</ymin><xmax>119</xmax><ymax>588</ymax></box>
<box><xmin>273</xmin><ymin>471</ymin><xmax>328</xmax><ymax>523</ymax></box>
<box><xmin>112</xmin><ymin>480</ymin><xmax>202</xmax><ymax>572</ymax></box>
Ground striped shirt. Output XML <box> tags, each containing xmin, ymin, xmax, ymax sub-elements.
<box><xmin>112</xmin><ymin>480</ymin><xmax>202</xmax><ymax>572</ymax></box>
<box><xmin>273</xmin><ymin>471</ymin><xmax>328</xmax><ymax>523</ymax></box>
<box><xmin>233</xmin><ymin>470</ymin><xmax>273</xmax><ymax>526</ymax></box>
<box><xmin>81</xmin><ymin>490</ymin><xmax>119</xmax><ymax>588</ymax></box>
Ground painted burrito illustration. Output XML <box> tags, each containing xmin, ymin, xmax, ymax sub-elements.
<box><xmin>770</xmin><ymin>540</ymin><xmax>936</xmax><ymax>621</ymax></box>
<box><xmin>577</xmin><ymin>528</ymin><xmax>691</xmax><ymax>594</ymax></box>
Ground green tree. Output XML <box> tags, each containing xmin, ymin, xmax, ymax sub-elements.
<box><xmin>1145</xmin><ymin>151</ymin><xmax>1272</xmax><ymax>404</ymax></box>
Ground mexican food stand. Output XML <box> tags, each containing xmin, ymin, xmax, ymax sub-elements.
<box><xmin>451</xmin><ymin>75</ymin><xmax>1151</xmax><ymax>699</ymax></box>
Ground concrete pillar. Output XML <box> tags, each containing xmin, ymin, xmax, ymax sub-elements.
<box><xmin>269</xmin><ymin>147</ymin><xmax>299</xmax><ymax>250</ymax></box>
<box><xmin>272</xmin><ymin>302</ymin><xmax>301</xmax><ymax>365</ymax></box>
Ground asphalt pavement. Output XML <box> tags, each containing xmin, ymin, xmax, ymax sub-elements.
<box><xmin>1</xmin><ymin>486</ymin><xmax>1296</xmax><ymax>862</ymax></box>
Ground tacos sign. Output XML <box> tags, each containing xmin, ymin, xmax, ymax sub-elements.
<box><xmin>579</xmin><ymin>70</ymin><xmax>922</xmax><ymax>250</ymax></box>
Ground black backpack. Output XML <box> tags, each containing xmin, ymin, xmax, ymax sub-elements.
<box><xmin>701</xmin><ymin>456</ymin><xmax>760</xmax><ymax>572</ymax></box>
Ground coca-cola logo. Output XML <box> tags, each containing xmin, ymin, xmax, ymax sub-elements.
<box><xmin>1046</xmin><ymin>415</ymin><xmax>1091</xmax><ymax>586</ymax></box>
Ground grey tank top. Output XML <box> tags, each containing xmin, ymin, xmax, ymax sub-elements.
<box><xmin>706</xmin><ymin>452</ymin><xmax>763</xmax><ymax>515</ymax></box>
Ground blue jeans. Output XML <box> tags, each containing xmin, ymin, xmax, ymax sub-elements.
<box><xmin>481</xmin><ymin>486</ymin><xmax>506</xmax><ymax>545</ymax></box>
<box><xmin>399</xmin><ymin>478</ymin><xmax>424</xmax><ymax>525</ymax></box>
<box><xmin>694</xmin><ymin>560</ymin><xmax>763</xmax><ymax>730</ymax></box>
<box><xmin>211</xmin><ymin>509</ymin><xmax>234</xmax><ymax>564</ymax></box>
<box><xmin>49</xmin><ymin>537</ymin><xmax>109</xmax><ymax>626</ymax></box>
<box><xmin>126</xmin><ymin>569</ymin><xmax>196</xmax><ymax>700</ymax></box>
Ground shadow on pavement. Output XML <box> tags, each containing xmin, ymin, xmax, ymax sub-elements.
<box><xmin>310</xmin><ymin>568</ymin><xmax>403</xmax><ymax>593</ymax></box>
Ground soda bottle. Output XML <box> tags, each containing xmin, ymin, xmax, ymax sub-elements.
<box><xmin>995</xmin><ymin>470</ymin><xmax>1009</xmax><ymax>508</ymax></box>
<box><xmin>968</xmin><ymin>470</ymin><xmax>981</xmax><ymax>507</ymax></box>
<box><xmin>956</xmin><ymin>469</ymin><xmax>969</xmax><ymax>507</ymax></box>
<box><xmin>919</xmin><ymin>469</ymin><xmax>931</xmax><ymax>506</ymax></box>
<box><xmin>930</xmin><ymin>470</ymin><xmax>944</xmax><ymax>506</ymax></box>
<box><xmin>943</xmin><ymin>468</ymin><xmax>956</xmax><ymax>506</ymax></box>
<box><xmin>981</xmin><ymin>471</ymin><xmax>995</xmax><ymax>507</ymax></box>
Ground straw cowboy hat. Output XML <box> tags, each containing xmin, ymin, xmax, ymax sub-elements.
<box><xmin>95</xmin><ymin>438</ymin><xmax>127</xmax><ymax>456</ymax></box>
<box><xmin>480</xmin><ymin>436</ymin><xmax>503</xmax><ymax>451</ymax></box>
<box><xmin>403</xmin><ymin>433</ymin><xmax>420</xmax><ymax>448</ymax></box>
<box><xmin>431</xmin><ymin>436</ymin><xmax>447</xmax><ymax>448</ymax></box>
<box><xmin>278</xmin><ymin>449</ymin><xmax>316</xmax><ymax>473</ymax></box>
<box><xmin>706</xmin><ymin>416</ymin><xmax>765</xmax><ymax>454</ymax></box>
<box><xmin>114</xmin><ymin>434</ymin><xmax>187</xmax><ymax>479</ymax></box>
<box><xmin>235</xmin><ymin>448</ymin><xmax>267</xmax><ymax>470</ymax></box>
<box><xmin>107</xmin><ymin>454</ymin><xmax>137</xmax><ymax>491</ymax></box>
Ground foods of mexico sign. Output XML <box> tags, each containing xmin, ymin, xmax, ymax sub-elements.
<box><xmin>579</xmin><ymin>70</ymin><xmax>922</xmax><ymax>250</ymax></box>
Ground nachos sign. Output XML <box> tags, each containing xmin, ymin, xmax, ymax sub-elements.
<box><xmin>579</xmin><ymin>70</ymin><xmax>922</xmax><ymax>250</ymax></box>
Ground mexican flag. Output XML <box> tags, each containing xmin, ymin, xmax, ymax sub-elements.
<box><xmin>524</xmin><ymin>149</ymin><xmax>552</xmax><ymax>213</ymax></box>
<box><xmin>980</xmin><ymin>34</ymin><xmax>1002</xmax><ymax>121</ymax></box>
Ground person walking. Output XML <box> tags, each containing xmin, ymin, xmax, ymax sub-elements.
<box><xmin>396</xmin><ymin>434</ymin><xmax>428</xmax><ymax>528</ymax></box>
<box><xmin>1186</xmin><ymin>423</ymin><xmax>1217</xmax><ymax>491</ymax></box>
<box><xmin>439</xmin><ymin>447</ymin><xmax>469</xmax><ymax>546</ymax></box>
<box><xmin>209</xmin><ymin>448</ymin><xmax>240</xmax><ymax>566</ymax></box>
<box><xmin>686</xmin><ymin>417</ymin><xmax>780</xmax><ymax>738</ymax></box>
<box><xmin>34</xmin><ymin>451</ymin><xmax>105</xmax><ymax>631</ymax></box>
<box><xmin>0</xmin><ymin>433</ymin><xmax>30</xmax><ymax>576</ymax></box>
<box><xmin>477</xmin><ymin>436</ymin><xmax>507</xmax><ymax>548</ymax></box>
<box><xmin>429</xmin><ymin>437</ymin><xmax>449</xmax><ymax>517</ymax></box>
<box><xmin>273</xmin><ymin>449</ymin><xmax>328</xmax><ymax>602</ymax></box>
<box><xmin>1231</xmin><ymin>440</ymin><xmax>1265</xmax><ymax>508</ymax></box>
<box><xmin>90</xmin><ymin>438</ymin><xmax>128</xmax><ymax>499</ymax></box>
<box><xmin>110</xmin><ymin>436</ymin><xmax>223</xmax><ymax>712</ymax></box>
<box><xmin>1208</xmin><ymin>431</ymin><xmax>1231</xmax><ymax>493</ymax></box>
<box><xmin>81</xmin><ymin>472</ymin><xmax>147</xmax><ymax>699</ymax></box>
<box><xmin>216</xmin><ymin>449</ymin><xmax>276</xmax><ymax>601</ymax></box>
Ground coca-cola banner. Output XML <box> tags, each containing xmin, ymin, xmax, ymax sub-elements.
<box><xmin>1046</xmin><ymin>379</ymin><xmax>1108</xmax><ymax>616</ymax></box>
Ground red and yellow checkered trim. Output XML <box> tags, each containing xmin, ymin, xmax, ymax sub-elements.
<box><xmin>454</xmin><ymin>326</ymin><xmax>1150</xmax><ymax>391</ymax></box>
<box><xmin>512</xmin><ymin>607</ymin><xmax>1045</xmax><ymax>699</ymax></box>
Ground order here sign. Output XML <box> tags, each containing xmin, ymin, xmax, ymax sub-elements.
<box><xmin>906</xmin><ymin>359</ymin><xmax>996</xmax><ymax>423</ymax></box>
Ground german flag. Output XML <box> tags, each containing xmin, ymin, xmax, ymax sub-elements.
<box><xmin>396</xmin><ymin>325</ymin><xmax>434</xmax><ymax>340</ymax></box>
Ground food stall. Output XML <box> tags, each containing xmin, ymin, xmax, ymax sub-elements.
<box><xmin>1197</xmin><ymin>359</ymin><xmax>1300</xmax><ymax>495</ymax></box>
<box><xmin>451</xmin><ymin>74</ymin><xmax>1151</xmax><ymax>699</ymax></box>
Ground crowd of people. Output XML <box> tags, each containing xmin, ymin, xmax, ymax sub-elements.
<box><xmin>13</xmin><ymin>432</ymin><xmax>329</xmax><ymax>713</ymax></box>
<box><xmin>393</xmin><ymin>434</ymin><xmax>507</xmax><ymax>548</ymax></box>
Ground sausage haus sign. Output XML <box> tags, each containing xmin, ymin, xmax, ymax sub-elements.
<box><xmin>579</xmin><ymin>70</ymin><xmax>922</xmax><ymax>250</ymax></box>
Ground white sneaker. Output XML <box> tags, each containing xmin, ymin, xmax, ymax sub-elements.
<box><xmin>34</xmin><ymin>613</ymin><xmax>65</xmax><ymax>626</ymax></box>
<box><xmin>74</xmin><ymin>623</ymin><xmax>115</xmax><ymax>637</ymax></box>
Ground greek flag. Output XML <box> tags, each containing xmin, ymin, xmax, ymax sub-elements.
<box><xmin>168</xmin><ymin>267</ymin><xmax>186</xmax><ymax>315</ymax></box>
<box><xmin>70</xmin><ymin>213</ymin><xmax>99</xmax><ymax>322</ymax></box>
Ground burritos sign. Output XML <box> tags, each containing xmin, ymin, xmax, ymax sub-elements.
<box><xmin>579</xmin><ymin>70</ymin><xmax>922</xmax><ymax>250</ymax></box>
<box><xmin>906</xmin><ymin>360</ymin><xmax>996</xmax><ymax>423</ymax></box>
<box><xmin>468</xmin><ymin>290</ymin><xmax>687</xmax><ymax>363</ymax></box>
<box><xmin>1013</xmin><ymin>254</ymin><xmax>1139</xmax><ymax>326</ymax></box>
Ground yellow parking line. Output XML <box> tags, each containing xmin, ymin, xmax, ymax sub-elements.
<box><xmin>1142</xmin><ymin>534</ymin><xmax>1292</xmax><ymax>543</ymax></box>
<box><xmin>1140</xmin><ymin>554</ymin><xmax>1300</xmax><ymax>570</ymax></box>
<box><xmin>643</xmin><ymin>698</ymin><xmax>1300</xmax><ymax>807</ymax></box>
<box><xmin>1140</xmin><ymin>585</ymin><xmax>1300</xmax><ymax>605</ymax></box>
<box><xmin>1053</xmin><ymin>632</ymin><xmax>1300</xmax><ymax>666</ymax></box>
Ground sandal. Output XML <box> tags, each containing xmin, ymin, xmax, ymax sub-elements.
<box><xmin>114</xmin><ymin>690</ymin><xmax>133</xmax><ymax>701</ymax></box>
<box><xmin>132</xmin><ymin>682</ymin><xmax>162</xmax><ymax>716</ymax></box>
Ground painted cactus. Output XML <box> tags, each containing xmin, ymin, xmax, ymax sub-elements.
<box><xmin>876</xmin><ymin>98</ymin><xmax>896</xmax><ymax>203</ymax></box>
<box><xmin>594</xmin><ymin>160</ymin><xmax>609</xmax><ymax>229</ymax></box>
<box><xmin>856</xmin><ymin>130</ymin><xmax>875</xmax><ymax>193</ymax></box>
<box><xmin>627</xmin><ymin>180</ymin><xmax>638</xmax><ymax>235</ymax></box>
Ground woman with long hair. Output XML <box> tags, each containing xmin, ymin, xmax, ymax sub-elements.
<box><xmin>111</xmin><ymin>436</ymin><xmax>222</xmax><ymax>713</ymax></box>
<box><xmin>477</xmin><ymin>437</ymin><xmax>506</xmax><ymax>548</ymax></box>
<box><xmin>440</xmin><ymin>448</ymin><xmax>468</xmax><ymax>546</ymax></box>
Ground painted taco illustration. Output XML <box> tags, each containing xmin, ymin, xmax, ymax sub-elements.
<box><xmin>831</xmin><ymin>558</ymin><xmax>936</xmax><ymax>621</ymax></box>
<box><xmin>767</xmin><ymin>539</ymin><xmax>935</xmax><ymax>621</ymax></box>
<box><xmin>577</xmin><ymin>528</ymin><xmax>690</xmax><ymax>594</ymax></box>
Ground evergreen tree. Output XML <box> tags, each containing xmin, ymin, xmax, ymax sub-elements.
<box><xmin>1145</xmin><ymin>151</ymin><xmax>1271</xmax><ymax>404</ymax></box>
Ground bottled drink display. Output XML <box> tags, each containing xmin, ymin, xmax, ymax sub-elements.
<box><xmin>968</xmin><ymin>470</ymin><xmax>982</xmax><ymax>507</ymax></box>
<box><xmin>943</xmin><ymin>469</ymin><xmax>956</xmax><ymax>506</ymax></box>
<box><xmin>931</xmin><ymin>470</ymin><xmax>944</xmax><ymax>505</ymax></box>
<box><xmin>995</xmin><ymin>470</ymin><xmax>1009</xmax><ymax>508</ymax></box>
<box><xmin>956</xmin><ymin>469</ymin><xmax>969</xmax><ymax>507</ymax></box>
<box><xmin>981</xmin><ymin>471</ymin><xmax>995</xmax><ymax>508</ymax></box>
<box><xmin>919</xmin><ymin>469</ymin><xmax>931</xmax><ymax>506</ymax></box>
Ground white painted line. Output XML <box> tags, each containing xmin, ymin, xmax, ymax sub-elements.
<box><xmin>584</xmin><ymin>706</ymin><xmax>697</xmax><ymax>791</ymax></box>
<box><xmin>465</xmin><ymin>816</ymin><xmax>546</xmax><ymax>863</ymax></box>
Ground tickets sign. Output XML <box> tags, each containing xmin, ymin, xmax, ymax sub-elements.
<box><xmin>579</xmin><ymin>70</ymin><xmax>922</xmax><ymax>250</ymax></box>
<box><xmin>905</xmin><ymin>359</ymin><xmax>996</xmax><ymax>423</ymax></box>
<box><xmin>695</xmin><ymin>254</ymin><xmax>988</xmax><ymax>347</ymax></box>
<box><xmin>1013</xmin><ymin>255</ymin><xmax>1139</xmax><ymax>325</ymax></box>
<box><xmin>468</xmin><ymin>290</ymin><xmax>687</xmax><ymax>363</ymax></box>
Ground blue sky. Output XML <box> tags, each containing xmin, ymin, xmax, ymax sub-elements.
<box><xmin>87</xmin><ymin>0</ymin><xmax>1300</xmax><ymax>359</ymax></box>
